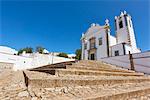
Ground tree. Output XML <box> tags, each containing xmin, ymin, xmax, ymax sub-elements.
<box><xmin>36</xmin><ymin>46</ymin><xmax>44</xmax><ymax>54</ymax></box>
<box><xmin>75</xmin><ymin>49</ymin><xmax>81</xmax><ymax>60</ymax></box>
<box><xmin>18</xmin><ymin>47</ymin><xmax>33</xmax><ymax>55</ymax></box>
<box><xmin>18</xmin><ymin>49</ymin><xmax>24</xmax><ymax>55</ymax></box>
<box><xmin>57</xmin><ymin>52</ymin><xmax>68</xmax><ymax>58</ymax></box>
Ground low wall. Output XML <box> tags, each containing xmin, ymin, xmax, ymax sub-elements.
<box><xmin>0</xmin><ymin>62</ymin><xmax>14</xmax><ymax>69</ymax></box>
<box><xmin>0</xmin><ymin>52</ymin><xmax>33</xmax><ymax>70</ymax></box>
<box><xmin>29</xmin><ymin>54</ymin><xmax>75</xmax><ymax>70</ymax></box>
<box><xmin>0</xmin><ymin>52</ymin><xmax>75</xmax><ymax>71</ymax></box>
<box><xmin>100</xmin><ymin>51</ymin><xmax>150</xmax><ymax>74</ymax></box>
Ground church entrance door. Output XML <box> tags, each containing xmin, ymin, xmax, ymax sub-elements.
<box><xmin>91</xmin><ymin>54</ymin><xmax>95</xmax><ymax>60</ymax></box>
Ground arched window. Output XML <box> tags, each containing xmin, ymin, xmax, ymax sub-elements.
<box><xmin>119</xmin><ymin>20</ymin><xmax>123</xmax><ymax>29</ymax></box>
<box><xmin>99</xmin><ymin>37</ymin><xmax>102</xmax><ymax>45</ymax></box>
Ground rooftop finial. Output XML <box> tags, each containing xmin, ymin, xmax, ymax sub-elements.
<box><xmin>124</xmin><ymin>10</ymin><xmax>127</xmax><ymax>14</ymax></box>
<box><xmin>91</xmin><ymin>23</ymin><xmax>96</xmax><ymax>27</ymax></box>
<box><xmin>120</xmin><ymin>12</ymin><xmax>124</xmax><ymax>16</ymax></box>
<box><xmin>82</xmin><ymin>33</ymin><xmax>84</xmax><ymax>37</ymax></box>
<box><xmin>105</xmin><ymin>19</ymin><xmax>109</xmax><ymax>26</ymax></box>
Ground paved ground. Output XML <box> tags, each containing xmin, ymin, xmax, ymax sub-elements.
<box><xmin>0</xmin><ymin>60</ymin><xmax>150</xmax><ymax>100</ymax></box>
<box><xmin>0</xmin><ymin>70</ymin><xmax>150</xmax><ymax>100</ymax></box>
<box><xmin>29</xmin><ymin>82</ymin><xmax>150</xmax><ymax>100</ymax></box>
<box><xmin>0</xmin><ymin>70</ymin><xmax>31</xmax><ymax>100</ymax></box>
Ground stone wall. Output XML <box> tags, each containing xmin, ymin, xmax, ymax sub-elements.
<box><xmin>0</xmin><ymin>52</ymin><xmax>75</xmax><ymax>71</ymax></box>
<box><xmin>0</xmin><ymin>62</ymin><xmax>14</xmax><ymax>69</ymax></box>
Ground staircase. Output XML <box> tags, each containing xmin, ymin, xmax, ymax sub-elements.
<box><xmin>24</xmin><ymin>60</ymin><xmax>150</xmax><ymax>100</ymax></box>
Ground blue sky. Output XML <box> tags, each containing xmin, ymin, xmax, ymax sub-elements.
<box><xmin>0</xmin><ymin>0</ymin><xmax>150</xmax><ymax>53</ymax></box>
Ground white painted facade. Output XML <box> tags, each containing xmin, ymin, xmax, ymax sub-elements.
<box><xmin>0</xmin><ymin>46</ymin><xmax>75</xmax><ymax>71</ymax></box>
<box><xmin>68</xmin><ymin>54</ymin><xmax>76</xmax><ymax>59</ymax></box>
<box><xmin>81</xmin><ymin>22</ymin><xmax>110</xmax><ymax>60</ymax></box>
<box><xmin>100</xmin><ymin>51</ymin><xmax>150</xmax><ymax>74</ymax></box>
<box><xmin>0</xmin><ymin>46</ymin><xmax>18</xmax><ymax>54</ymax></box>
<box><xmin>81</xmin><ymin>11</ymin><xmax>141</xmax><ymax>60</ymax></box>
<box><xmin>111</xmin><ymin>43</ymin><xmax>125</xmax><ymax>57</ymax></box>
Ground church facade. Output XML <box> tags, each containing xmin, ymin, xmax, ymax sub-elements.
<box><xmin>81</xmin><ymin>11</ymin><xmax>141</xmax><ymax>60</ymax></box>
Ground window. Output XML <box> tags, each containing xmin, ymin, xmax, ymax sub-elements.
<box><xmin>124</xmin><ymin>16</ymin><xmax>128</xmax><ymax>26</ymax></box>
<box><xmin>90</xmin><ymin>43</ymin><xmax>96</xmax><ymax>49</ymax></box>
<box><xmin>115</xmin><ymin>50</ymin><xmax>119</xmax><ymax>56</ymax></box>
<box><xmin>99</xmin><ymin>38</ymin><xmax>102</xmax><ymax>45</ymax></box>
<box><xmin>129</xmin><ymin>20</ymin><xmax>131</xmax><ymax>27</ymax></box>
<box><xmin>119</xmin><ymin>21</ymin><xmax>123</xmax><ymax>29</ymax></box>
<box><xmin>115</xmin><ymin>19</ymin><xmax>117</xmax><ymax>30</ymax></box>
<box><xmin>89</xmin><ymin>37</ymin><xmax>96</xmax><ymax>49</ymax></box>
<box><xmin>84</xmin><ymin>43</ymin><xmax>87</xmax><ymax>50</ymax></box>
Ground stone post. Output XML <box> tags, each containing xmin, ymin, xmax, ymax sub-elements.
<box><xmin>129</xmin><ymin>51</ymin><xmax>134</xmax><ymax>70</ymax></box>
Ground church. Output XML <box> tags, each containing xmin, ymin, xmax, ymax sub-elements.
<box><xmin>81</xmin><ymin>11</ymin><xmax>141</xmax><ymax>60</ymax></box>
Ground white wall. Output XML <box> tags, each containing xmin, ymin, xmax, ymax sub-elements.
<box><xmin>31</xmin><ymin>54</ymin><xmax>74</xmax><ymax>68</ymax></box>
<box><xmin>81</xmin><ymin>24</ymin><xmax>109</xmax><ymax>60</ymax></box>
<box><xmin>96</xmin><ymin>29</ymin><xmax>108</xmax><ymax>59</ymax></box>
<box><xmin>109</xmin><ymin>35</ymin><xmax>117</xmax><ymax>56</ymax></box>
<box><xmin>0</xmin><ymin>46</ymin><xmax>18</xmax><ymax>54</ymax></box>
<box><xmin>81</xmin><ymin>12</ymin><xmax>140</xmax><ymax>60</ymax></box>
<box><xmin>111</xmin><ymin>43</ymin><xmax>124</xmax><ymax>56</ymax></box>
<box><xmin>109</xmin><ymin>35</ymin><xmax>116</xmax><ymax>46</ymax></box>
<box><xmin>111</xmin><ymin>43</ymin><xmax>138</xmax><ymax>57</ymax></box>
<box><xmin>0</xmin><ymin>52</ymin><xmax>33</xmax><ymax>70</ymax></box>
<box><xmin>115</xmin><ymin>13</ymin><xmax>138</xmax><ymax>50</ymax></box>
<box><xmin>116</xmin><ymin>14</ymin><xmax>129</xmax><ymax>44</ymax></box>
<box><xmin>100</xmin><ymin>51</ymin><xmax>150</xmax><ymax>74</ymax></box>
<box><xmin>124</xmin><ymin>44</ymin><xmax>132</xmax><ymax>54</ymax></box>
<box><xmin>0</xmin><ymin>52</ymin><xmax>75</xmax><ymax>71</ymax></box>
<box><xmin>126</xmin><ymin>16</ymin><xmax>137</xmax><ymax>49</ymax></box>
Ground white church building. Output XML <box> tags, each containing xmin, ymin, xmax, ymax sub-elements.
<box><xmin>81</xmin><ymin>11</ymin><xmax>141</xmax><ymax>60</ymax></box>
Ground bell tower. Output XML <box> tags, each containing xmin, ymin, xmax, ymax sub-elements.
<box><xmin>115</xmin><ymin>11</ymin><xmax>137</xmax><ymax>49</ymax></box>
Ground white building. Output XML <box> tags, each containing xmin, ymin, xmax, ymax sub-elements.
<box><xmin>68</xmin><ymin>54</ymin><xmax>76</xmax><ymax>59</ymax></box>
<box><xmin>0</xmin><ymin>46</ymin><xmax>75</xmax><ymax>70</ymax></box>
<box><xmin>0</xmin><ymin>46</ymin><xmax>18</xmax><ymax>55</ymax></box>
<box><xmin>81</xmin><ymin>11</ymin><xmax>141</xmax><ymax>60</ymax></box>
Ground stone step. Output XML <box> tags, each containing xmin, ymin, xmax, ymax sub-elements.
<box><xmin>29</xmin><ymin>61</ymin><xmax>75</xmax><ymax>71</ymax></box>
<box><xmin>66</xmin><ymin>65</ymin><xmax>135</xmax><ymax>73</ymax></box>
<box><xmin>76</xmin><ymin>60</ymin><xmax>109</xmax><ymax>66</ymax></box>
<box><xmin>85</xmin><ymin>82</ymin><xmax>150</xmax><ymax>100</ymax></box>
<box><xmin>29</xmin><ymin>64</ymin><xmax>135</xmax><ymax>74</ymax></box>
<box><xmin>32</xmin><ymin>69</ymin><xmax>143</xmax><ymax>77</ymax></box>
<box><xmin>55</xmin><ymin>69</ymin><xmax>143</xmax><ymax>76</ymax></box>
<box><xmin>72</xmin><ymin>64</ymin><xmax>128</xmax><ymax>73</ymax></box>
<box><xmin>19</xmin><ymin>78</ymin><xmax>150</xmax><ymax>100</ymax></box>
<box><xmin>28</xmin><ymin>77</ymin><xmax>150</xmax><ymax>88</ymax></box>
<box><xmin>72</xmin><ymin>63</ymin><xmax>112</xmax><ymax>69</ymax></box>
<box><xmin>78</xmin><ymin>60</ymin><xmax>100</xmax><ymax>64</ymax></box>
<box><xmin>30</xmin><ymin>65</ymin><xmax>66</xmax><ymax>71</ymax></box>
<box><xmin>29</xmin><ymin>60</ymin><xmax>135</xmax><ymax>74</ymax></box>
<box><xmin>25</xmin><ymin>71</ymin><xmax>150</xmax><ymax>88</ymax></box>
<box><xmin>73</xmin><ymin>61</ymin><xmax>133</xmax><ymax>71</ymax></box>
<box><xmin>29</xmin><ymin>82</ymin><xmax>150</xmax><ymax>100</ymax></box>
